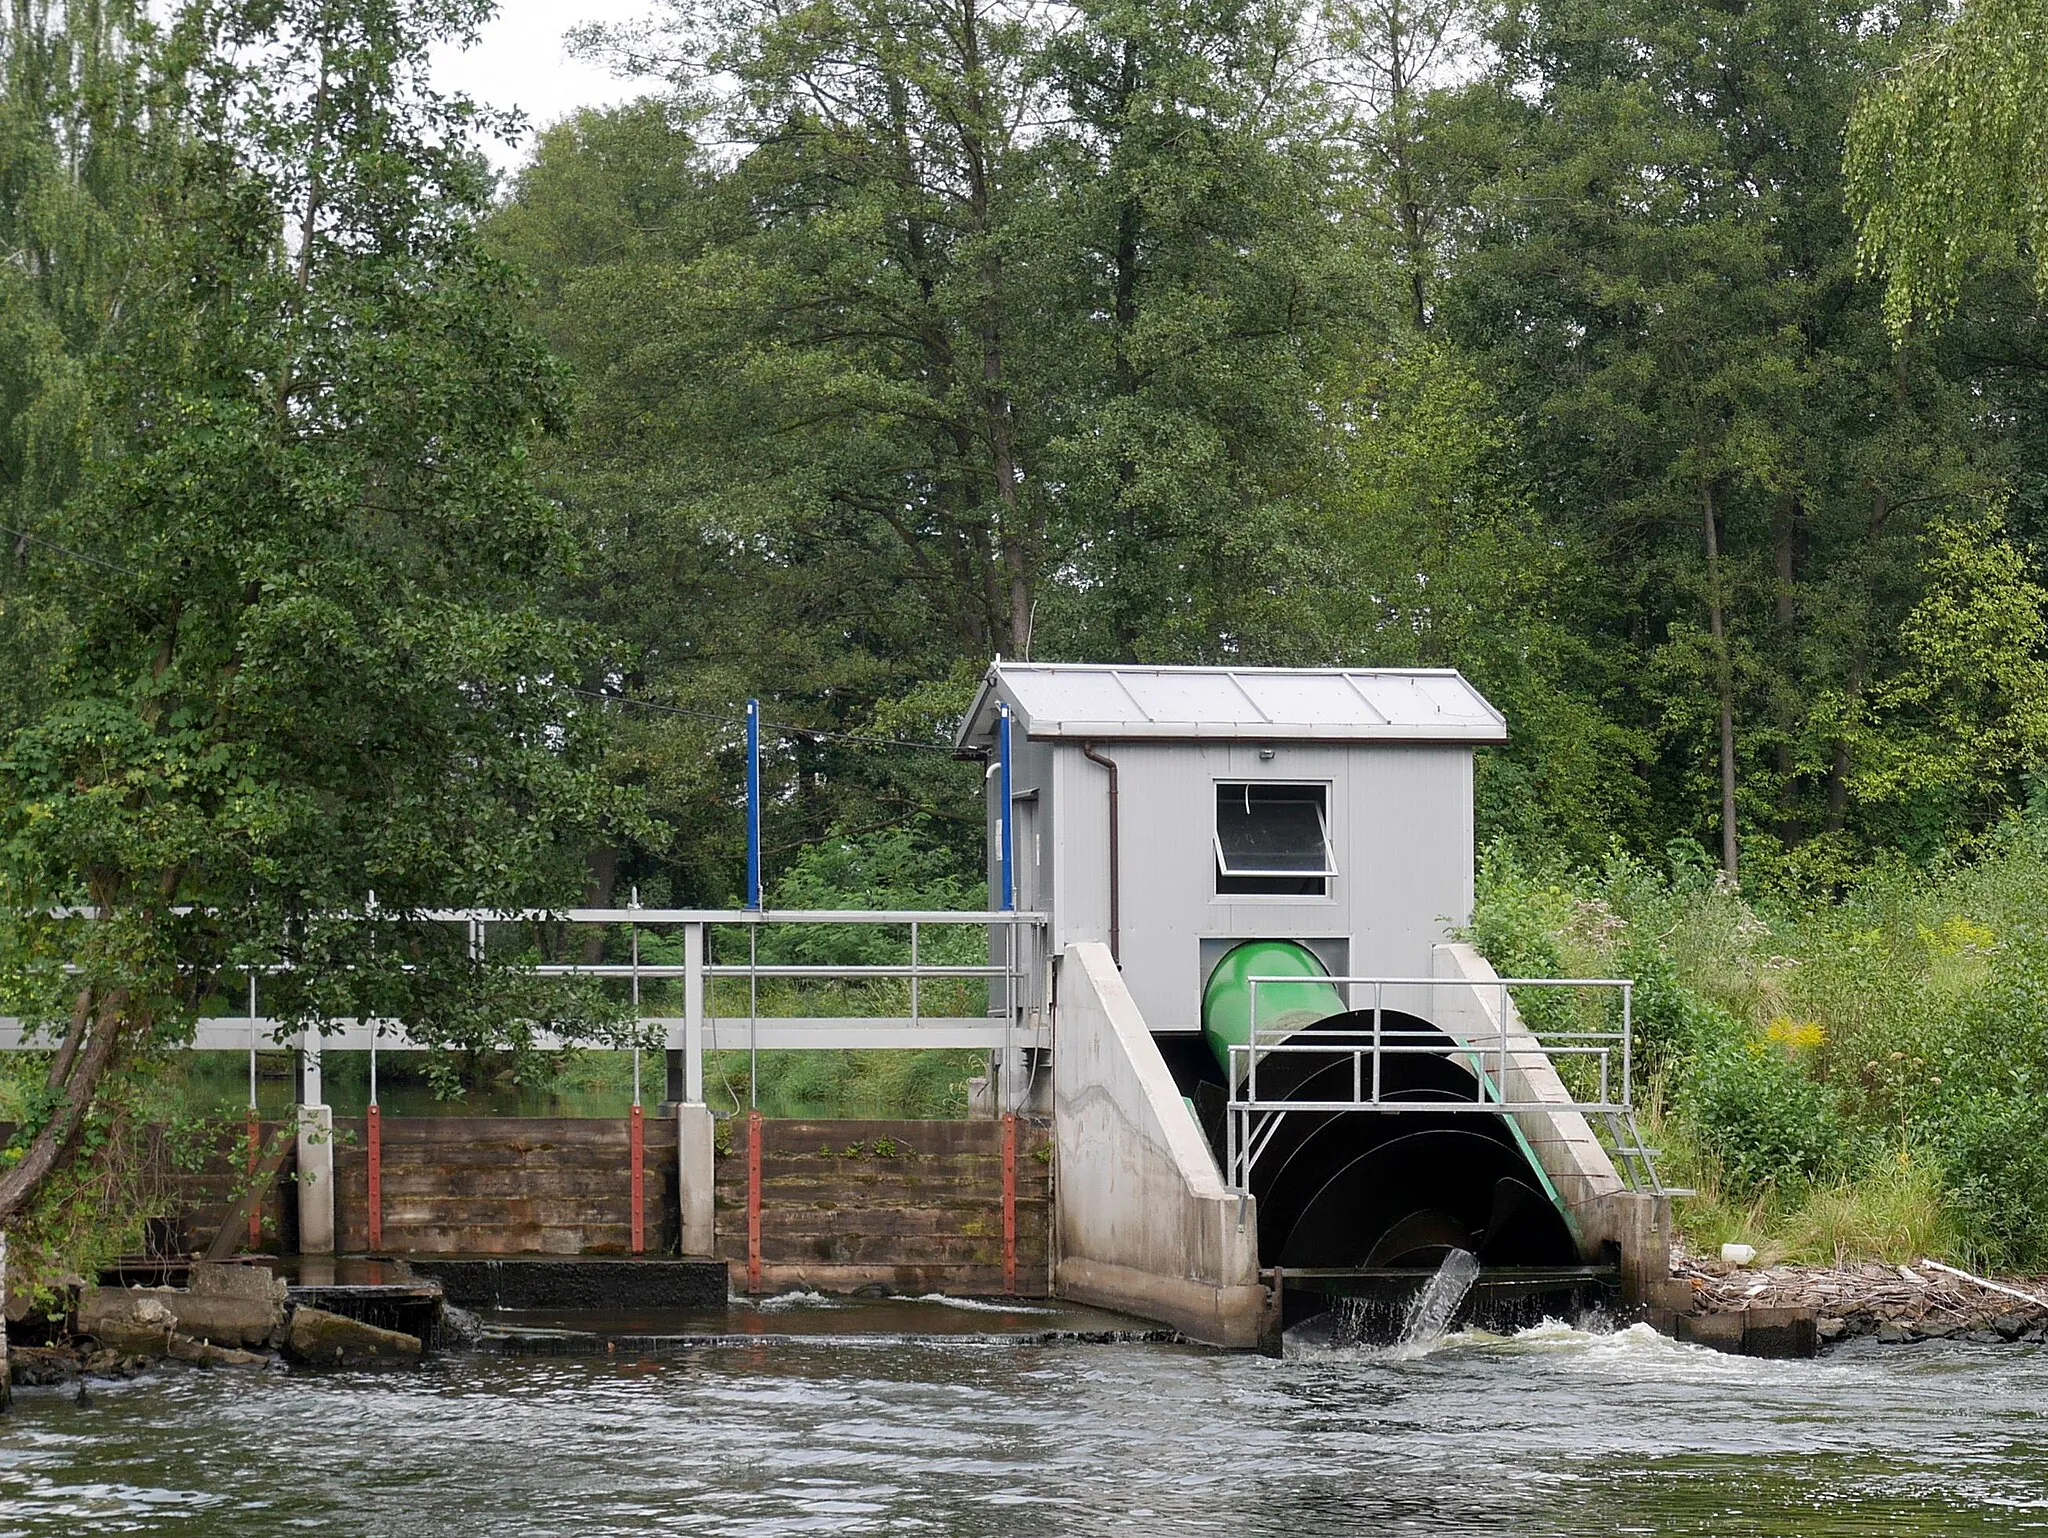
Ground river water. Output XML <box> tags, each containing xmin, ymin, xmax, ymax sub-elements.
<box><xmin>3</xmin><ymin>1297</ymin><xmax>2044</xmax><ymax>1536</ymax></box>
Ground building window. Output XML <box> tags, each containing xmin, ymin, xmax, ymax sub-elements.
<box><xmin>1214</xmin><ymin>783</ymin><xmax>1335</xmax><ymax>896</ymax></box>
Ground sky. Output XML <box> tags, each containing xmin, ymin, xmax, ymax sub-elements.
<box><xmin>430</xmin><ymin>0</ymin><xmax>663</xmax><ymax>176</ymax></box>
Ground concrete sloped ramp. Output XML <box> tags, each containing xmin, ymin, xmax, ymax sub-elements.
<box><xmin>1051</xmin><ymin>942</ymin><xmax>1266</xmax><ymax>1347</ymax></box>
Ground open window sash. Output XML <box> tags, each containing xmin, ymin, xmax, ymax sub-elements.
<box><xmin>1213</xmin><ymin>787</ymin><xmax>1338</xmax><ymax>879</ymax></box>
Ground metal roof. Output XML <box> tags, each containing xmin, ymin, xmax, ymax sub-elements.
<box><xmin>955</xmin><ymin>663</ymin><xmax>1507</xmax><ymax>746</ymax></box>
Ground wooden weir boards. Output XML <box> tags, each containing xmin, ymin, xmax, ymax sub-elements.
<box><xmin>718</xmin><ymin>1117</ymin><xmax>1050</xmax><ymax>1298</ymax></box>
<box><xmin>298</xmin><ymin>1113</ymin><xmax>1054</xmax><ymax>1297</ymax></box>
<box><xmin>330</xmin><ymin>1116</ymin><xmax>682</xmax><ymax>1257</ymax></box>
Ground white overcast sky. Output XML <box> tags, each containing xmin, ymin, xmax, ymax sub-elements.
<box><xmin>431</xmin><ymin>0</ymin><xmax>664</xmax><ymax>176</ymax></box>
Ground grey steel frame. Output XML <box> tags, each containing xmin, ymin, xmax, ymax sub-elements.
<box><xmin>1222</xmin><ymin>974</ymin><xmax>1666</xmax><ymax>1197</ymax></box>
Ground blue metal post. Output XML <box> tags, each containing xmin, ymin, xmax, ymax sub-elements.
<box><xmin>998</xmin><ymin>703</ymin><xmax>1015</xmax><ymax>912</ymax></box>
<box><xmin>745</xmin><ymin>699</ymin><xmax>762</xmax><ymax>911</ymax></box>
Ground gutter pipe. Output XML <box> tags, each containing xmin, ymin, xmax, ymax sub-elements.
<box><xmin>1080</xmin><ymin>742</ymin><xmax>1120</xmax><ymax>965</ymax></box>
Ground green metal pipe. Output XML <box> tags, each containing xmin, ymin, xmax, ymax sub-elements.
<box><xmin>1201</xmin><ymin>940</ymin><xmax>1345</xmax><ymax>1077</ymax></box>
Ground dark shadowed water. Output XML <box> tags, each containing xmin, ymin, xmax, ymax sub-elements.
<box><xmin>4</xmin><ymin>1297</ymin><xmax>2046</xmax><ymax>1536</ymax></box>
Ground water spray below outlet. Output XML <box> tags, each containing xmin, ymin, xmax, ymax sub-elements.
<box><xmin>1391</xmin><ymin>1248</ymin><xmax>1482</xmax><ymax>1359</ymax></box>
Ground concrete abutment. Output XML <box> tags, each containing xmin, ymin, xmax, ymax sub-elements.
<box><xmin>1050</xmin><ymin>941</ymin><xmax>1265</xmax><ymax>1347</ymax></box>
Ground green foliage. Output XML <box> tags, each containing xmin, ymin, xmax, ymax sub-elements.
<box><xmin>1860</xmin><ymin>506</ymin><xmax>2048</xmax><ymax>833</ymax></box>
<box><xmin>478</xmin><ymin>0</ymin><xmax>2048</xmax><ymax>907</ymax></box>
<box><xmin>706</xmin><ymin>820</ymin><xmax>990</xmax><ymax>1119</ymax></box>
<box><xmin>760</xmin><ymin>817</ymin><xmax>985</xmax><ymax>965</ymax></box>
<box><xmin>14</xmin><ymin>0</ymin><xmax>2048</xmax><ymax>1272</ymax></box>
<box><xmin>0</xmin><ymin>1049</ymin><xmax>252</xmax><ymax>1296</ymax></box>
<box><xmin>0</xmin><ymin>0</ymin><xmax>636</xmax><ymax>1230</ymax></box>
<box><xmin>1779</xmin><ymin>1149</ymin><xmax>1958</xmax><ymax>1268</ymax></box>
<box><xmin>1466</xmin><ymin>839</ymin><xmax>1728</xmax><ymax>1065</ymax></box>
<box><xmin>714</xmin><ymin>1048</ymin><xmax>981</xmax><ymax>1120</ymax></box>
<box><xmin>1846</xmin><ymin>0</ymin><xmax>2048</xmax><ymax>335</ymax></box>
<box><xmin>1679</xmin><ymin>1033</ymin><xmax>1846</xmax><ymax>1193</ymax></box>
<box><xmin>1473</xmin><ymin>808</ymin><xmax>2048</xmax><ymax>1267</ymax></box>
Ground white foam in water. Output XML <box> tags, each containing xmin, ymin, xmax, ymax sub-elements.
<box><xmin>737</xmin><ymin>1290</ymin><xmax>1059</xmax><ymax>1315</ymax></box>
<box><xmin>746</xmin><ymin>1290</ymin><xmax>842</xmax><ymax>1311</ymax></box>
<box><xmin>907</xmin><ymin>1294</ymin><xmax>1059</xmax><ymax>1314</ymax></box>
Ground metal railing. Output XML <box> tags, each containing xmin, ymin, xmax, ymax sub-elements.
<box><xmin>0</xmin><ymin>908</ymin><xmax>1052</xmax><ymax>1112</ymax></box>
<box><xmin>1224</xmin><ymin>974</ymin><xmax>1665</xmax><ymax>1195</ymax></box>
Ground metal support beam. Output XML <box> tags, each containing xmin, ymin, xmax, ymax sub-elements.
<box><xmin>684</xmin><ymin>920</ymin><xmax>705</xmax><ymax>1100</ymax></box>
<box><xmin>745</xmin><ymin>700</ymin><xmax>762</xmax><ymax>911</ymax></box>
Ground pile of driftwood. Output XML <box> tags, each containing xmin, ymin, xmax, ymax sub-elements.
<box><xmin>1673</xmin><ymin>1248</ymin><xmax>2048</xmax><ymax>1345</ymax></box>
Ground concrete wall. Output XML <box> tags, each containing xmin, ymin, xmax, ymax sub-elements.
<box><xmin>1028</xmin><ymin>740</ymin><xmax>1476</xmax><ymax>1031</ymax></box>
<box><xmin>1052</xmin><ymin>941</ymin><xmax>1266</xmax><ymax>1346</ymax></box>
<box><xmin>1428</xmin><ymin>943</ymin><xmax>1628</xmax><ymax>1258</ymax></box>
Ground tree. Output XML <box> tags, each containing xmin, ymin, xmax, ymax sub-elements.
<box><xmin>0</xmin><ymin>0</ymin><xmax>624</xmax><ymax>1240</ymax></box>
<box><xmin>1</xmin><ymin>0</ymin><xmax>177</xmax><ymax>741</ymax></box>
<box><xmin>1317</xmin><ymin>0</ymin><xmax>1483</xmax><ymax>331</ymax></box>
<box><xmin>1861</xmin><ymin>506</ymin><xmax>2048</xmax><ymax>835</ymax></box>
<box><xmin>1845</xmin><ymin>0</ymin><xmax>2048</xmax><ymax>337</ymax></box>
<box><xmin>1438</xmin><ymin>0</ymin><xmax>1993</xmax><ymax>886</ymax></box>
<box><xmin>495</xmin><ymin>0</ymin><xmax>1377</xmax><ymax>898</ymax></box>
<box><xmin>557</xmin><ymin>0</ymin><xmax>1055</xmax><ymax>662</ymax></box>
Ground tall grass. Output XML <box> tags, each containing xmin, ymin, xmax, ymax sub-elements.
<box><xmin>1780</xmin><ymin>1149</ymin><xmax>1957</xmax><ymax>1266</ymax></box>
<box><xmin>1472</xmin><ymin>814</ymin><xmax>2048</xmax><ymax>1269</ymax></box>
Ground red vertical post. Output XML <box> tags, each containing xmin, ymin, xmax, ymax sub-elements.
<box><xmin>1001</xmin><ymin>1112</ymin><xmax>1018</xmax><ymax>1296</ymax></box>
<box><xmin>366</xmin><ymin>1103</ymin><xmax>383</xmax><ymax>1251</ymax></box>
<box><xmin>246</xmin><ymin>1112</ymin><xmax>262</xmax><ymax>1251</ymax></box>
<box><xmin>746</xmin><ymin>1109</ymin><xmax>763</xmax><ymax>1294</ymax></box>
<box><xmin>629</xmin><ymin>1104</ymin><xmax>645</xmax><ymax>1255</ymax></box>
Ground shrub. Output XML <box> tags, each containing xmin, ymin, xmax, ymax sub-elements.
<box><xmin>1677</xmin><ymin>1030</ymin><xmax>1845</xmax><ymax>1196</ymax></box>
<box><xmin>1474</xmin><ymin>809</ymin><xmax>2048</xmax><ymax>1267</ymax></box>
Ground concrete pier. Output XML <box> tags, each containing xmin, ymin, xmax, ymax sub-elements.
<box><xmin>1430</xmin><ymin>943</ymin><xmax>1676</xmax><ymax>1299</ymax></box>
<box><xmin>1052</xmin><ymin>942</ymin><xmax>1266</xmax><ymax>1347</ymax></box>
<box><xmin>677</xmin><ymin>1102</ymin><xmax>716</xmax><ymax>1257</ymax></box>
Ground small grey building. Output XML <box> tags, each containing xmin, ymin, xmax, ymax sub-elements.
<box><xmin>955</xmin><ymin>662</ymin><xmax>1508</xmax><ymax>1032</ymax></box>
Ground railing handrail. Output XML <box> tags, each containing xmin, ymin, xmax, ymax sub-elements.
<box><xmin>21</xmin><ymin>905</ymin><xmax>1049</xmax><ymax>925</ymax></box>
<box><xmin>3</xmin><ymin>906</ymin><xmax>1055</xmax><ymax>1114</ymax></box>
<box><xmin>1240</xmin><ymin>972</ymin><xmax>1633</xmax><ymax>988</ymax></box>
<box><xmin>1225</xmin><ymin>968</ymin><xmax>1652</xmax><ymax>1197</ymax></box>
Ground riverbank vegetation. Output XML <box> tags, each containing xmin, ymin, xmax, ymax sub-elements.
<box><xmin>4</xmin><ymin>0</ymin><xmax>2048</xmax><ymax>1277</ymax></box>
<box><xmin>1471</xmin><ymin>810</ymin><xmax>2048</xmax><ymax>1269</ymax></box>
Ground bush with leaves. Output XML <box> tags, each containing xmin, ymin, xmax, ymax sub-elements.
<box><xmin>1679</xmin><ymin>1031</ymin><xmax>1848</xmax><ymax>1195</ymax></box>
<box><xmin>1471</xmin><ymin>810</ymin><xmax>2048</xmax><ymax>1266</ymax></box>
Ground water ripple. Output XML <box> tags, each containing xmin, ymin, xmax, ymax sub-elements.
<box><xmin>3</xmin><ymin>1319</ymin><xmax>2046</xmax><ymax>1535</ymax></box>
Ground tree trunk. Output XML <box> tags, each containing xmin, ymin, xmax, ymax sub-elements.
<box><xmin>0</xmin><ymin>987</ymin><xmax>130</xmax><ymax>1223</ymax></box>
<box><xmin>1773</xmin><ymin>493</ymin><xmax>1802</xmax><ymax>846</ymax></box>
<box><xmin>879</xmin><ymin>66</ymin><xmax>994</xmax><ymax>654</ymax></box>
<box><xmin>579</xmin><ymin>846</ymin><xmax>619</xmax><ymax>965</ymax></box>
<box><xmin>1703</xmin><ymin>479</ymin><xmax>1738</xmax><ymax>881</ymax></box>
<box><xmin>1383</xmin><ymin>0</ymin><xmax>1429</xmax><ymax>331</ymax></box>
<box><xmin>1113</xmin><ymin>39</ymin><xmax>1140</xmax><ymax>396</ymax></box>
<box><xmin>1109</xmin><ymin>36</ymin><xmax>1143</xmax><ymax>665</ymax></box>
<box><xmin>1825</xmin><ymin>484</ymin><xmax>1890</xmax><ymax>833</ymax></box>
<box><xmin>956</xmin><ymin>0</ymin><xmax>1034</xmax><ymax>657</ymax></box>
<box><xmin>0</xmin><ymin>1228</ymin><xmax>10</xmax><ymax>1412</ymax></box>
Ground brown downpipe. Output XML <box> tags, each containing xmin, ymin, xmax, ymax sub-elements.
<box><xmin>1080</xmin><ymin>742</ymin><xmax>1120</xmax><ymax>965</ymax></box>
